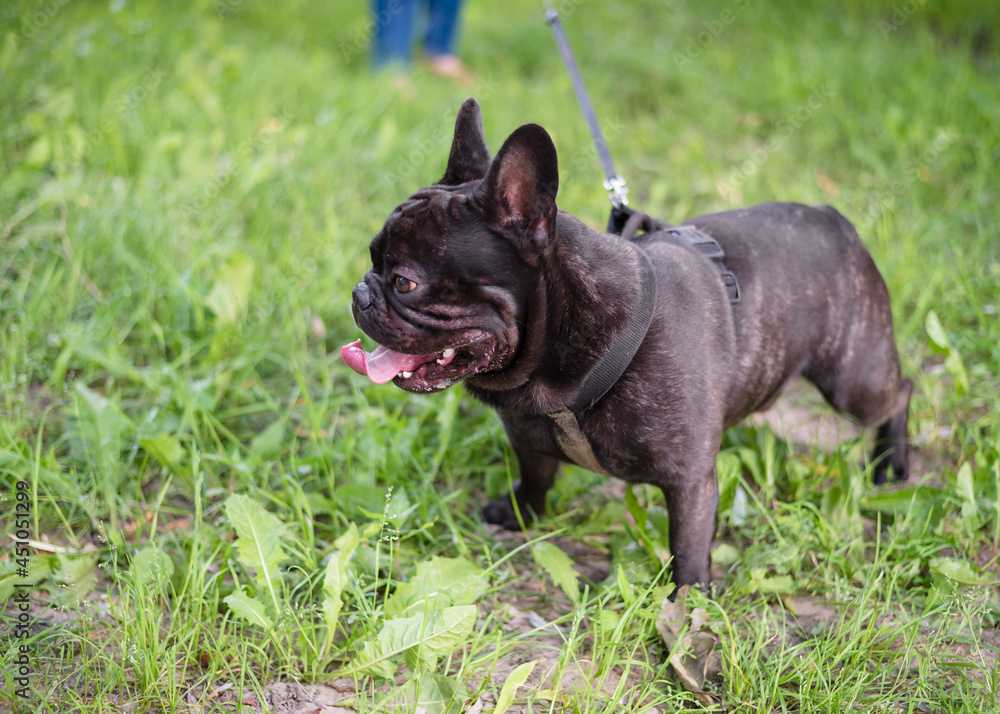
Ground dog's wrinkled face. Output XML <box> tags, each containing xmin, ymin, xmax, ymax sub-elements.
<box><xmin>346</xmin><ymin>186</ymin><xmax>521</xmax><ymax>392</ymax></box>
<box><xmin>343</xmin><ymin>98</ymin><xmax>559</xmax><ymax>393</ymax></box>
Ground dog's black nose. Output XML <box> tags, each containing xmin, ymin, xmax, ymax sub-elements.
<box><xmin>353</xmin><ymin>281</ymin><xmax>372</xmax><ymax>310</ymax></box>
<box><xmin>352</xmin><ymin>282</ymin><xmax>373</xmax><ymax>326</ymax></box>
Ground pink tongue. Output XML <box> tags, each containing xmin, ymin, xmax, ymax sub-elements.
<box><xmin>341</xmin><ymin>340</ymin><xmax>431</xmax><ymax>384</ymax></box>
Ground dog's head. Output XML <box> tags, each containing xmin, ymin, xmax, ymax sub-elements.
<box><xmin>342</xmin><ymin>98</ymin><xmax>560</xmax><ymax>392</ymax></box>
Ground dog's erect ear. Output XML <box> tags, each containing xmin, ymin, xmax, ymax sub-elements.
<box><xmin>475</xmin><ymin>123</ymin><xmax>559</xmax><ymax>263</ymax></box>
<box><xmin>440</xmin><ymin>97</ymin><xmax>492</xmax><ymax>185</ymax></box>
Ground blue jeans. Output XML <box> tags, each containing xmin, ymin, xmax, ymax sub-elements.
<box><xmin>372</xmin><ymin>0</ymin><xmax>464</xmax><ymax>68</ymax></box>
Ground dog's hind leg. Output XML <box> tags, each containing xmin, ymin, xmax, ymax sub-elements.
<box><xmin>871</xmin><ymin>378</ymin><xmax>912</xmax><ymax>484</ymax></box>
<box><xmin>805</xmin><ymin>332</ymin><xmax>911</xmax><ymax>484</ymax></box>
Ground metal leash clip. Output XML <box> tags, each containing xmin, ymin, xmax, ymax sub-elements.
<box><xmin>602</xmin><ymin>175</ymin><xmax>629</xmax><ymax>208</ymax></box>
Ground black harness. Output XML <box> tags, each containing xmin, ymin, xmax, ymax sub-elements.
<box><xmin>610</xmin><ymin>205</ymin><xmax>741</xmax><ymax>304</ymax></box>
<box><xmin>546</xmin><ymin>206</ymin><xmax>739</xmax><ymax>475</ymax></box>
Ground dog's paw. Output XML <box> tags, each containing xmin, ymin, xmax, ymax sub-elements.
<box><xmin>482</xmin><ymin>496</ymin><xmax>526</xmax><ymax>531</ymax></box>
<box><xmin>872</xmin><ymin>456</ymin><xmax>908</xmax><ymax>485</ymax></box>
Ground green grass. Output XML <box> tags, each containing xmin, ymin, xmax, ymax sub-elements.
<box><xmin>1</xmin><ymin>0</ymin><xmax>999</xmax><ymax>711</ymax></box>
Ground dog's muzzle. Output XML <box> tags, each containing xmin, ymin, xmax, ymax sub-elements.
<box><xmin>352</xmin><ymin>281</ymin><xmax>373</xmax><ymax>326</ymax></box>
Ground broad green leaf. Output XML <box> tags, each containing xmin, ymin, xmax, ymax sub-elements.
<box><xmin>624</xmin><ymin>485</ymin><xmax>647</xmax><ymax>531</ymax></box>
<box><xmin>55</xmin><ymin>552</ymin><xmax>100</xmax><ymax>604</ymax></box>
<box><xmin>624</xmin><ymin>485</ymin><xmax>664</xmax><ymax>564</ymax></box>
<box><xmin>820</xmin><ymin>484</ymin><xmax>845</xmax><ymax>519</ymax></box>
<box><xmin>599</xmin><ymin>610</ymin><xmax>621</xmax><ymax>634</ymax></box>
<box><xmin>729</xmin><ymin>485</ymin><xmax>748</xmax><ymax>527</ymax></box>
<box><xmin>494</xmin><ymin>660</ymin><xmax>538</xmax><ymax>714</ymax></box>
<box><xmin>353</xmin><ymin>605</ymin><xmax>476</xmax><ymax>677</ymax></box>
<box><xmin>536</xmin><ymin>689</ymin><xmax>566</xmax><ymax>704</ymax></box>
<box><xmin>334</xmin><ymin>521</ymin><xmax>361</xmax><ymax>553</ymax></box>
<box><xmin>531</xmin><ymin>541</ymin><xmax>579</xmax><ymax>605</ymax></box>
<box><xmin>355</xmin><ymin>641</ymin><xmax>395</xmax><ymax>679</ymax></box>
<box><xmin>387</xmin><ymin>673</ymin><xmax>467</xmax><ymax>714</ymax></box>
<box><xmin>322</xmin><ymin>523</ymin><xmax>360</xmax><ymax>636</ymax></box>
<box><xmin>414</xmin><ymin>605</ymin><xmax>477</xmax><ymax>662</ymax></box>
<box><xmin>140</xmin><ymin>432</ymin><xmax>184</xmax><ymax>470</ymax></box>
<box><xmin>750</xmin><ymin>572</ymin><xmax>796</xmax><ymax>595</ymax></box>
<box><xmin>25</xmin><ymin>135</ymin><xmax>50</xmax><ymax>167</ymax></box>
<box><xmin>930</xmin><ymin>557</ymin><xmax>991</xmax><ymax>586</ymax></box>
<box><xmin>955</xmin><ymin>462</ymin><xmax>977</xmax><ymax>516</ymax></box>
<box><xmin>0</xmin><ymin>554</ymin><xmax>59</xmax><ymax>601</ymax></box>
<box><xmin>131</xmin><ymin>546</ymin><xmax>175</xmax><ymax>587</ymax></box>
<box><xmin>385</xmin><ymin>555</ymin><xmax>487</xmax><ymax>617</ymax></box>
<box><xmin>249</xmin><ymin>419</ymin><xmax>285</xmax><ymax>458</ymax></box>
<box><xmin>862</xmin><ymin>485</ymin><xmax>943</xmax><ymax>512</ymax></box>
<box><xmin>925</xmin><ymin>311</ymin><xmax>968</xmax><ymax>393</ymax></box>
<box><xmin>433</xmin><ymin>388</ymin><xmax>461</xmax><ymax>467</ymax></box>
<box><xmin>223</xmin><ymin>494</ymin><xmax>288</xmax><ymax>607</ymax></box>
<box><xmin>224</xmin><ymin>590</ymin><xmax>273</xmax><ymax>629</ymax></box>
<box><xmin>70</xmin><ymin>382</ymin><xmax>133</xmax><ymax>483</ymax></box>
<box><xmin>206</xmin><ymin>251</ymin><xmax>255</xmax><ymax>325</ymax></box>
<box><xmin>945</xmin><ymin>351</ymin><xmax>969</xmax><ymax>394</ymax></box>
<box><xmin>716</xmin><ymin>450</ymin><xmax>742</xmax><ymax>513</ymax></box>
<box><xmin>925</xmin><ymin>310</ymin><xmax>951</xmax><ymax>353</ymax></box>
<box><xmin>711</xmin><ymin>543</ymin><xmax>741</xmax><ymax>566</ymax></box>
<box><xmin>616</xmin><ymin>564</ymin><xmax>635</xmax><ymax>606</ymax></box>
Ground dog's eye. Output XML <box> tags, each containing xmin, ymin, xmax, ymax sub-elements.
<box><xmin>394</xmin><ymin>275</ymin><xmax>416</xmax><ymax>294</ymax></box>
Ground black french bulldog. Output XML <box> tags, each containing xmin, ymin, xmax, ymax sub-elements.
<box><xmin>343</xmin><ymin>98</ymin><xmax>911</xmax><ymax>588</ymax></box>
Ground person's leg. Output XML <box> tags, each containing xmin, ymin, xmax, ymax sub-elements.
<box><xmin>422</xmin><ymin>0</ymin><xmax>463</xmax><ymax>58</ymax></box>
<box><xmin>372</xmin><ymin>0</ymin><xmax>416</xmax><ymax>69</ymax></box>
<box><xmin>421</xmin><ymin>0</ymin><xmax>475</xmax><ymax>82</ymax></box>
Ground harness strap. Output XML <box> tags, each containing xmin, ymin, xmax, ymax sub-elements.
<box><xmin>546</xmin><ymin>409</ymin><xmax>609</xmax><ymax>476</ymax></box>
<box><xmin>611</xmin><ymin>204</ymin><xmax>741</xmax><ymax>304</ymax></box>
<box><xmin>545</xmin><ymin>245</ymin><xmax>657</xmax><ymax>474</ymax></box>
<box><xmin>569</xmin><ymin>247</ymin><xmax>657</xmax><ymax>412</ymax></box>
<box><xmin>544</xmin><ymin>208</ymin><xmax>740</xmax><ymax>475</ymax></box>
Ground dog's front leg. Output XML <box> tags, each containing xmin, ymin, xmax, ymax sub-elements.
<box><xmin>482</xmin><ymin>428</ymin><xmax>559</xmax><ymax>531</ymax></box>
<box><xmin>662</xmin><ymin>470</ymin><xmax>719</xmax><ymax>588</ymax></box>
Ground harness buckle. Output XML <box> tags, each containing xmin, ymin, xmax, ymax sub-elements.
<box><xmin>669</xmin><ymin>228</ymin><xmax>725</xmax><ymax>262</ymax></box>
<box><xmin>720</xmin><ymin>271</ymin><xmax>741</xmax><ymax>303</ymax></box>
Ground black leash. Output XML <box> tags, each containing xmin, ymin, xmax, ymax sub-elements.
<box><xmin>545</xmin><ymin>8</ymin><xmax>740</xmax><ymax>306</ymax></box>
<box><xmin>545</xmin><ymin>9</ymin><xmax>628</xmax><ymax>209</ymax></box>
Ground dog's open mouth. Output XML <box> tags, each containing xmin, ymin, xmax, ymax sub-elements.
<box><xmin>341</xmin><ymin>336</ymin><xmax>495</xmax><ymax>392</ymax></box>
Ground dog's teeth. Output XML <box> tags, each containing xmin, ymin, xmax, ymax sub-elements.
<box><xmin>436</xmin><ymin>359</ymin><xmax>445</xmax><ymax>365</ymax></box>
<box><xmin>401</xmin><ymin>371</ymin><xmax>413</xmax><ymax>379</ymax></box>
<box><xmin>442</xmin><ymin>348</ymin><xmax>455</xmax><ymax>359</ymax></box>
